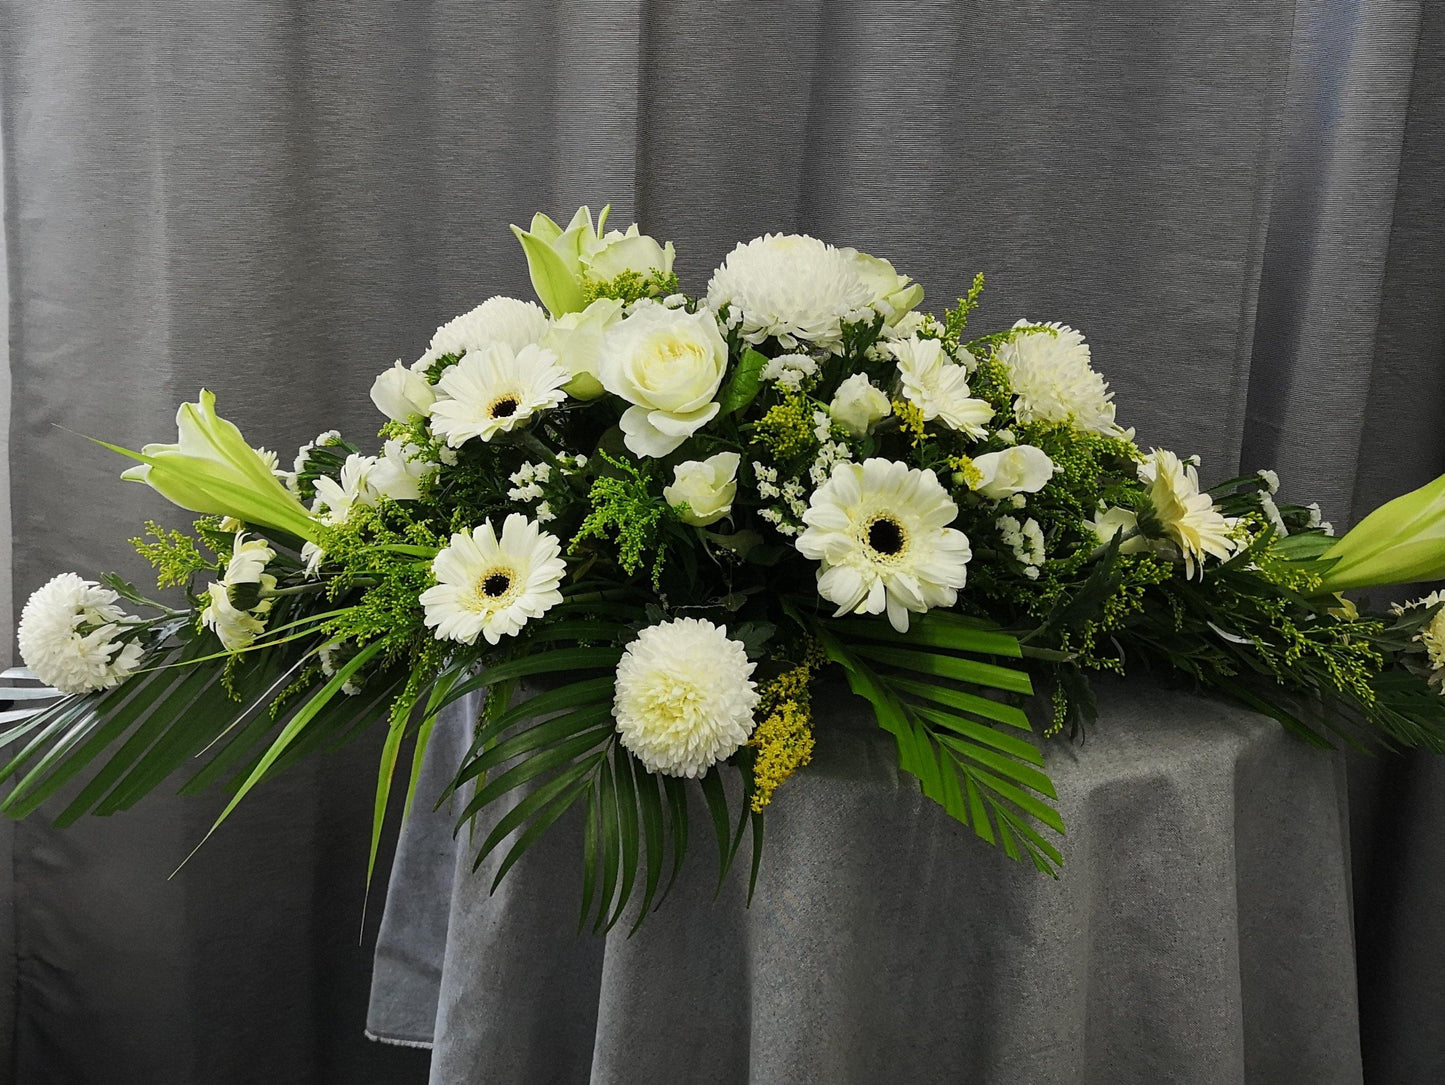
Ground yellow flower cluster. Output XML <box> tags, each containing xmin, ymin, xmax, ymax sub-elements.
<box><xmin>891</xmin><ymin>398</ymin><xmax>928</xmax><ymax>444</ymax></box>
<box><xmin>747</xmin><ymin>654</ymin><xmax>822</xmax><ymax>812</ymax></box>
<box><xmin>753</xmin><ymin>395</ymin><xmax>816</xmax><ymax>460</ymax></box>
<box><xmin>946</xmin><ymin>455</ymin><xmax>984</xmax><ymax>491</ymax></box>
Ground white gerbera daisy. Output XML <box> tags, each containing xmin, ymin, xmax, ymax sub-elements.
<box><xmin>17</xmin><ymin>573</ymin><xmax>145</xmax><ymax>694</ymax></box>
<box><xmin>996</xmin><ymin>320</ymin><xmax>1118</xmax><ymax>435</ymax></box>
<box><xmin>312</xmin><ymin>453</ymin><xmax>380</xmax><ymax>526</ymax></box>
<box><xmin>1139</xmin><ymin>449</ymin><xmax>1238</xmax><ymax>578</ymax></box>
<box><xmin>705</xmin><ymin>234</ymin><xmax>875</xmax><ymax>353</ymax></box>
<box><xmin>612</xmin><ymin>618</ymin><xmax>760</xmax><ymax>778</ymax></box>
<box><xmin>200</xmin><ymin>581</ymin><xmax>270</xmax><ymax>652</ymax></box>
<box><xmin>413</xmin><ymin>295</ymin><xmax>549</xmax><ymax>371</ymax></box>
<box><xmin>419</xmin><ymin>514</ymin><xmax>566</xmax><ymax>646</ymax></box>
<box><xmin>428</xmin><ymin>342</ymin><xmax>569</xmax><ymax>448</ymax></box>
<box><xmin>796</xmin><ymin>458</ymin><xmax>972</xmax><ymax>632</ymax></box>
<box><xmin>889</xmin><ymin>336</ymin><xmax>994</xmax><ymax>438</ymax></box>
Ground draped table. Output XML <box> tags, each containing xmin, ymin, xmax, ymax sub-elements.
<box><xmin>366</xmin><ymin>679</ymin><xmax>1362</xmax><ymax>1084</ymax></box>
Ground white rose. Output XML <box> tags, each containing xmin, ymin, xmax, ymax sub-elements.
<box><xmin>840</xmin><ymin>248</ymin><xmax>924</xmax><ymax>324</ymax></box>
<box><xmin>828</xmin><ymin>373</ymin><xmax>891</xmax><ymax>437</ymax></box>
<box><xmin>370</xmin><ymin>361</ymin><xmax>437</xmax><ymax>422</ymax></box>
<box><xmin>1088</xmin><ymin>507</ymin><xmax>1150</xmax><ymax>554</ymax></box>
<box><xmin>972</xmin><ymin>445</ymin><xmax>1055</xmax><ymax>500</ymax></box>
<box><xmin>541</xmin><ymin>297</ymin><xmax>625</xmax><ymax>400</ymax></box>
<box><xmin>370</xmin><ymin>439</ymin><xmax>435</xmax><ymax>502</ymax></box>
<box><xmin>599</xmin><ymin>302</ymin><xmax>729</xmax><ymax>458</ymax></box>
<box><xmin>583</xmin><ymin>224</ymin><xmax>676</xmax><ymax>282</ymax></box>
<box><xmin>663</xmin><ymin>452</ymin><xmax>740</xmax><ymax>527</ymax></box>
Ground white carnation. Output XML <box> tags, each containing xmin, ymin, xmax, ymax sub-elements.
<box><xmin>997</xmin><ymin>320</ymin><xmax>1118</xmax><ymax>435</ymax></box>
<box><xmin>612</xmin><ymin>618</ymin><xmax>759</xmax><ymax>778</ymax></box>
<box><xmin>17</xmin><ymin>573</ymin><xmax>144</xmax><ymax>694</ymax></box>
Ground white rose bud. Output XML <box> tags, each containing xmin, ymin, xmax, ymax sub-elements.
<box><xmin>540</xmin><ymin>297</ymin><xmax>625</xmax><ymax>400</ymax></box>
<box><xmin>1088</xmin><ymin>506</ymin><xmax>1150</xmax><ymax>554</ymax></box>
<box><xmin>972</xmin><ymin>445</ymin><xmax>1055</xmax><ymax>500</ymax></box>
<box><xmin>828</xmin><ymin>373</ymin><xmax>892</xmax><ymax>438</ymax></box>
<box><xmin>598</xmin><ymin>301</ymin><xmax>728</xmax><ymax>458</ymax></box>
<box><xmin>663</xmin><ymin>452</ymin><xmax>740</xmax><ymax>527</ymax></box>
<box><xmin>370</xmin><ymin>361</ymin><xmax>436</xmax><ymax>422</ymax></box>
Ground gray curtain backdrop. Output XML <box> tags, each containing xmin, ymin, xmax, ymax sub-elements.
<box><xmin>0</xmin><ymin>2</ymin><xmax>1440</xmax><ymax>1082</ymax></box>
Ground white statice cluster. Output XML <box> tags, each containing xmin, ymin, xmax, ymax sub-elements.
<box><xmin>996</xmin><ymin>321</ymin><xmax>1118</xmax><ymax>436</ymax></box>
<box><xmin>759</xmin><ymin>352</ymin><xmax>819</xmax><ymax>393</ymax></box>
<box><xmin>752</xmin><ymin>462</ymin><xmax>807</xmax><ymax>536</ymax></box>
<box><xmin>611</xmin><ymin>618</ymin><xmax>759</xmax><ymax>777</ymax></box>
<box><xmin>17</xmin><ymin>574</ymin><xmax>144</xmax><ymax>694</ymax></box>
<box><xmin>996</xmin><ymin>515</ymin><xmax>1047</xmax><ymax>580</ymax></box>
<box><xmin>283</xmin><ymin>430</ymin><xmax>345</xmax><ymax>495</ymax></box>
<box><xmin>318</xmin><ymin>643</ymin><xmax>363</xmax><ymax>697</ymax></box>
<box><xmin>706</xmin><ymin>234</ymin><xmax>919</xmax><ymax>354</ymax></box>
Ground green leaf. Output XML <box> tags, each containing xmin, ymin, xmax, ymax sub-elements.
<box><xmin>490</xmin><ymin>775</ymin><xmax>590</xmax><ymax>891</ymax></box>
<box><xmin>593</xmin><ymin>757</ymin><xmax>620</xmax><ymax>934</ymax></box>
<box><xmin>660</xmin><ymin>775</ymin><xmax>689</xmax><ymax>907</ymax></box>
<box><xmin>187</xmin><ymin>640</ymin><xmax>386</xmax><ymax>856</ymax></box>
<box><xmin>910</xmin><ymin>703</ymin><xmax>1045</xmax><ymax>766</ymax></box>
<box><xmin>850</xmin><ymin>643</ymin><xmax>1033</xmax><ymax>695</ymax></box>
<box><xmin>459</xmin><ymin>727</ymin><xmax>613</xmax><ymax>822</ymax></box>
<box><xmin>699</xmin><ymin>766</ymin><xmax>732</xmax><ymax>892</ymax></box>
<box><xmin>630</xmin><ymin>764</ymin><xmax>666</xmax><ymax>936</ymax></box>
<box><xmin>605</xmin><ymin>745</ymin><xmax>640</xmax><ymax>933</ymax></box>
<box><xmin>441</xmin><ymin>647</ymin><xmax>624</xmax><ymax>708</ymax></box>
<box><xmin>834</xmin><ymin>613</ymin><xmax>1022</xmax><ymax>658</ymax></box>
<box><xmin>747</xmin><ymin>810</ymin><xmax>765</xmax><ymax>906</ymax></box>
<box><xmin>887</xmin><ymin>674</ymin><xmax>1032</xmax><ymax>731</ymax></box>
<box><xmin>717</xmin><ymin>347</ymin><xmax>769</xmax><ymax>417</ymax></box>
<box><xmin>454</xmin><ymin>703</ymin><xmax>614</xmax><ymax>788</ymax></box>
<box><xmin>474</xmin><ymin>757</ymin><xmax>599</xmax><ymax>871</ymax></box>
<box><xmin>579</xmin><ymin>785</ymin><xmax>601</xmax><ymax>934</ymax></box>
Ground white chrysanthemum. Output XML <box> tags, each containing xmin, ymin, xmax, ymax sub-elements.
<box><xmin>889</xmin><ymin>336</ymin><xmax>994</xmax><ymax>438</ymax></box>
<box><xmin>705</xmin><ymin>234</ymin><xmax>875</xmax><ymax>353</ymax></box>
<box><xmin>996</xmin><ymin>320</ymin><xmax>1118</xmax><ymax>435</ymax></box>
<box><xmin>1139</xmin><ymin>449</ymin><xmax>1238</xmax><ymax>578</ymax></box>
<box><xmin>612</xmin><ymin>618</ymin><xmax>759</xmax><ymax>778</ymax></box>
<box><xmin>796</xmin><ymin>458</ymin><xmax>972</xmax><ymax>632</ymax></box>
<box><xmin>419</xmin><ymin>514</ymin><xmax>566</xmax><ymax>646</ymax></box>
<box><xmin>17</xmin><ymin>573</ymin><xmax>145</xmax><ymax>694</ymax></box>
<box><xmin>428</xmin><ymin>342</ymin><xmax>569</xmax><ymax>448</ymax></box>
<box><xmin>413</xmin><ymin>295</ymin><xmax>549</xmax><ymax>371</ymax></box>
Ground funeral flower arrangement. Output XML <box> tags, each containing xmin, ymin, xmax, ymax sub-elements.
<box><xmin>8</xmin><ymin>206</ymin><xmax>1445</xmax><ymax>931</ymax></box>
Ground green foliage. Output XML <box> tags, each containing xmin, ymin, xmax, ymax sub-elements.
<box><xmin>942</xmin><ymin>272</ymin><xmax>987</xmax><ymax>344</ymax></box>
<box><xmin>581</xmin><ymin>269</ymin><xmax>679</xmax><ymax>306</ymax></box>
<box><xmin>130</xmin><ymin>521</ymin><xmax>213</xmax><ymax>589</ymax></box>
<box><xmin>571</xmin><ymin>454</ymin><xmax>673</xmax><ymax>584</ymax></box>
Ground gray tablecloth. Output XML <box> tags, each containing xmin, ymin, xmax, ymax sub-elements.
<box><xmin>367</xmin><ymin>679</ymin><xmax>1361</xmax><ymax>1084</ymax></box>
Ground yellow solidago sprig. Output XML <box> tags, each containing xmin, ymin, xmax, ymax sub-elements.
<box><xmin>747</xmin><ymin>644</ymin><xmax>825</xmax><ymax>812</ymax></box>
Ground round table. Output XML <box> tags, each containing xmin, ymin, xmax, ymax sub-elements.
<box><xmin>366</xmin><ymin>679</ymin><xmax>1361</xmax><ymax>1084</ymax></box>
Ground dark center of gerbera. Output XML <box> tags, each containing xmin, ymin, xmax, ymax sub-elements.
<box><xmin>489</xmin><ymin>395</ymin><xmax>520</xmax><ymax>419</ymax></box>
<box><xmin>482</xmin><ymin>572</ymin><xmax>513</xmax><ymax>598</ymax></box>
<box><xmin>867</xmin><ymin>517</ymin><xmax>906</xmax><ymax>557</ymax></box>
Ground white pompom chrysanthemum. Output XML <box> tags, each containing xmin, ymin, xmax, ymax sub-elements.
<box><xmin>612</xmin><ymin>618</ymin><xmax>760</xmax><ymax>778</ymax></box>
<box><xmin>1139</xmin><ymin>449</ymin><xmax>1238</xmax><ymax>578</ymax></box>
<box><xmin>705</xmin><ymin>234</ymin><xmax>876</xmax><ymax>353</ymax></box>
<box><xmin>996</xmin><ymin>320</ymin><xmax>1118</xmax><ymax>435</ymax></box>
<box><xmin>796</xmin><ymin>458</ymin><xmax>972</xmax><ymax>632</ymax></box>
<box><xmin>413</xmin><ymin>295</ymin><xmax>550</xmax><ymax>371</ymax></box>
<box><xmin>428</xmin><ymin>342</ymin><xmax>569</xmax><ymax>448</ymax></box>
<box><xmin>17</xmin><ymin>573</ymin><xmax>145</xmax><ymax>694</ymax></box>
<box><xmin>419</xmin><ymin>514</ymin><xmax>566</xmax><ymax>646</ymax></box>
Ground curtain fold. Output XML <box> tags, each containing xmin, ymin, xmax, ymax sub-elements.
<box><xmin>1</xmin><ymin>2</ymin><xmax>1440</xmax><ymax>1081</ymax></box>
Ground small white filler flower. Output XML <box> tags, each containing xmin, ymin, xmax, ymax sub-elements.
<box><xmin>419</xmin><ymin>514</ymin><xmax>567</xmax><ymax>646</ymax></box>
<box><xmin>796</xmin><ymin>458</ymin><xmax>972</xmax><ymax>632</ymax></box>
<box><xmin>612</xmin><ymin>617</ymin><xmax>760</xmax><ymax>778</ymax></box>
<box><xmin>17</xmin><ymin>573</ymin><xmax>145</xmax><ymax>694</ymax></box>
